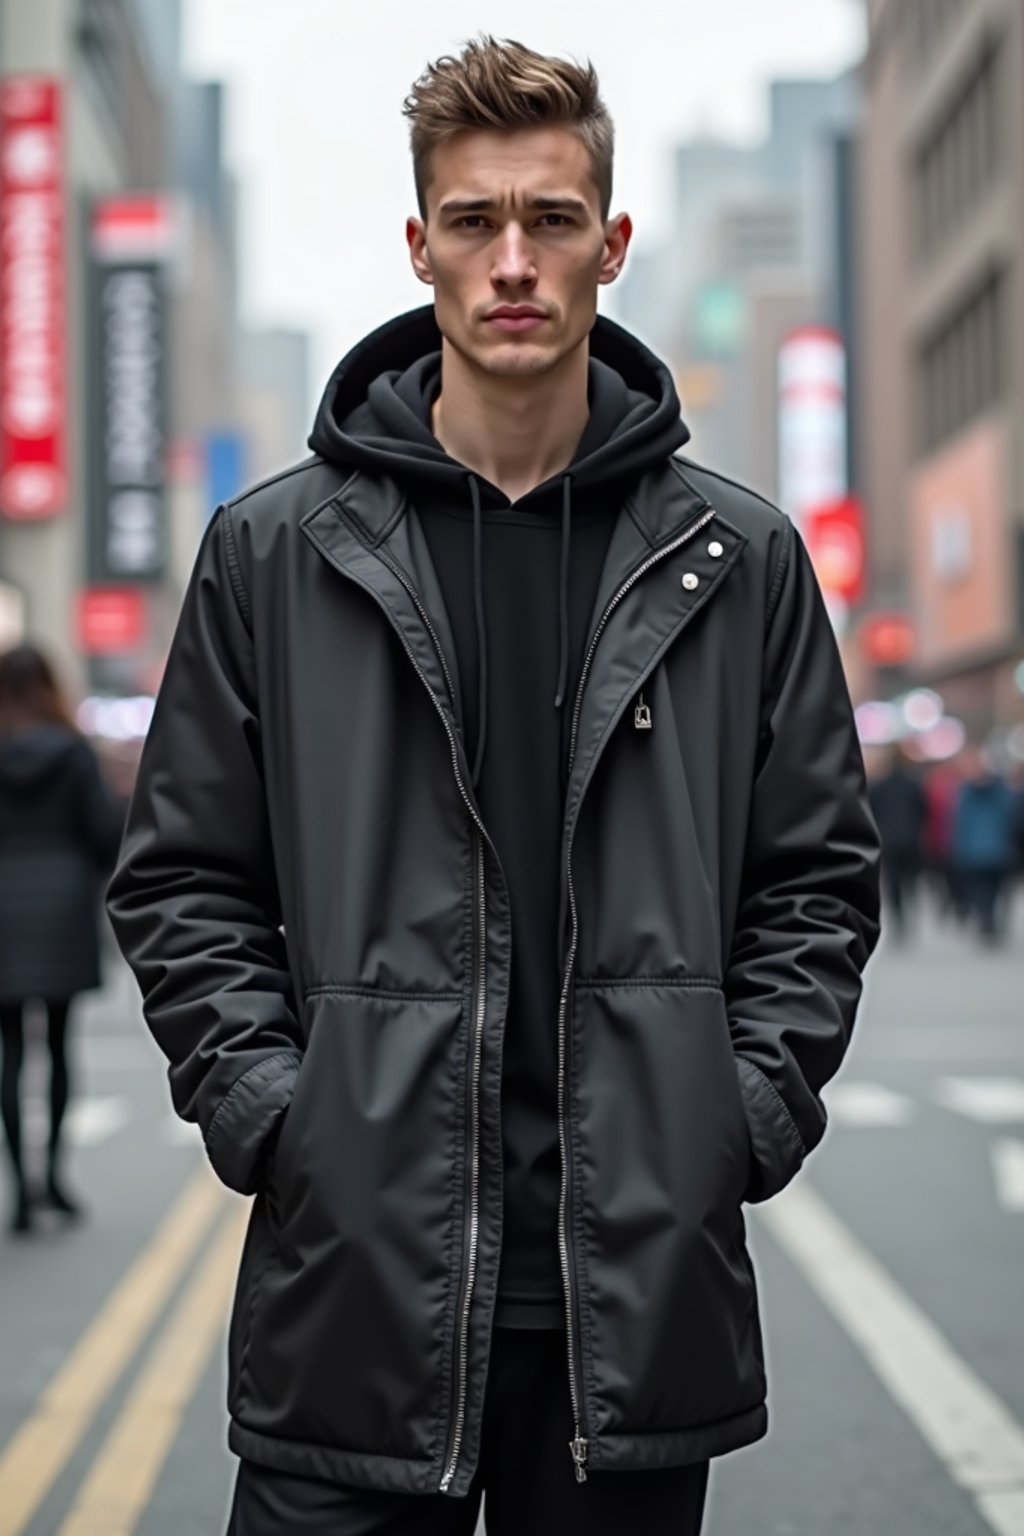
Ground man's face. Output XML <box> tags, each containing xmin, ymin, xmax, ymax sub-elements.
<box><xmin>407</xmin><ymin>127</ymin><xmax>631</xmax><ymax>378</ymax></box>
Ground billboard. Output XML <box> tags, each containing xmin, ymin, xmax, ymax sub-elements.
<box><xmin>777</xmin><ymin>327</ymin><xmax>847</xmax><ymax>530</ymax></box>
<box><xmin>0</xmin><ymin>78</ymin><xmax>66</xmax><ymax>520</ymax></box>
<box><xmin>87</xmin><ymin>196</ymin><xmax>171</xmax><ymax>582</ymax></box>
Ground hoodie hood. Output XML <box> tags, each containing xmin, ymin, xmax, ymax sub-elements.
<box><xmin>309</xmin><ymin>305</ymin><xmax>689</xmax><ymax>496</ymax></box>
<box><xmin>308</xmin><ymin>306</ymin><xmax>690</xmax><ymax>787</ymax></box>
<box><xmin>0</xmin><ymin>725</ymin><xmax>80</xmax><ymax>790</ymax></box>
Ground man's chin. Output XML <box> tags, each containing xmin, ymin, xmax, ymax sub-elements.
<box><xmin>474</xmin><ymin>341</ymin><xmax>561</xmax><ymax>378</ymax></box>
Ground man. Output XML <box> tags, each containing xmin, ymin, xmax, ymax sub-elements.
<box><xmin>867</xmin><ymin>746</ymin><xmax>927</xmax><ymax>940</ymax></box>
<box><xmin>107</xmin><ymin>36</ymin><xmax>880</xmax><ymax>1536</ymax></box>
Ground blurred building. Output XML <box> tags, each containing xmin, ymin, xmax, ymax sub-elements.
<box><xmin>615</xmin><ymin>76</ymin><xmax>858</xmax><ymax>504</ymax></box>
<box><xmin>856</xmin><ymin>0</ymin><xmax>1024</xmax><ymax>736</ymax></box>
<box><xmin>0</xmin><ymin>0</ymin><xmax>171</xmax><ymax>690</ymax></box>
<box><xmin>0</xmin><ymin>0</ymin><xmax>311</xmax><ymax>701</ymax></box>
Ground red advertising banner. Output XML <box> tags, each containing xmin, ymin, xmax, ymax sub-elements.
<box><xmin>76</xmin><ymin>587</ymin><xmax>146</xmax><ymax>655</ymax></box>
<box><xmin>0</xmin><ymin>77</ymin><xmax>66</xmax><ymax>520</ymax></box>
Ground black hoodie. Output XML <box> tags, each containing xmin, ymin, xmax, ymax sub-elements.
<box><xmin>309</xmin><ymin>306</ymin><xmax>689</xmax><ymax>1325</ymax></box>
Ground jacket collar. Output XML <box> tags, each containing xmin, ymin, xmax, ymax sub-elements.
<box><xmin>301</xmin><ymin>459</ymin><xmax>747</xmax><ymax>825</ymax></box>
<box><xmin>562</xmin><ymin>462</ymin><xmax>747</xmax><ymax>839</ymax></box>
<box><xmin>302</xmin><ymin>473</ymin><xmax>463</xmax><ymax>741</ymax></box>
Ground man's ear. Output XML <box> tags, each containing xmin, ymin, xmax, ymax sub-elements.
<box><xmin>598</xmin><ymin>212</ymin><xmax>633</xmax><ymax>286</ymax></box>
<box><xmin>407</xmin><ymin>217</ymin><xmax>434</xmax><ymax>286</ymax></box>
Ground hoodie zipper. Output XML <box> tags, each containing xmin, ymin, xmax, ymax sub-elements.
<box><xmin>358</xmin><ymin>544</ymin><xmax>488</xmax><ymax>1496</ymax></box>
<box><xmin>557</xmin><ymin>505</ymin><xmax>716</xmax><ymax>1483</ymax></box>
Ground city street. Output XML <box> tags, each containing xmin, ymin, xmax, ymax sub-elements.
<box><xmin>1</xmin><ymin>900</ymin><xmax>1023</xmax><ymax>1536</ymax></box>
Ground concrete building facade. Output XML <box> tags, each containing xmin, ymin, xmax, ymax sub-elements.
<box><xmin>857</xmin><ymin>0</ymin><xmax>1024</xmax><ymax>734</ymax></box>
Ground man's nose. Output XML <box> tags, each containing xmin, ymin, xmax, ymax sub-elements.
<box><xmin>491</xmin><ymin>224</ymin><xmax>537</xmax><ymax>289</ymax></box>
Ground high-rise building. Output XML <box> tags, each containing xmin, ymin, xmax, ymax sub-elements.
<box><xmin>615</xmin><ymin>74</ymin><xmax>858</xmax><ymax>503</ymax></box>
<box><xmin>856</xmin><ymin>0</ymin><xmax>1024</xmax><ymax>734</ymax></box>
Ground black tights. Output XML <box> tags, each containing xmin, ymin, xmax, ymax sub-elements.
<box><xmin>0</xmin><ymin>1000</ymin><xmax>72</xmax><ymax>1192</ymax></box>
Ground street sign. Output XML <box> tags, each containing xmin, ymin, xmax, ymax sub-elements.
<box><xmin>0</xmin><ymin>77</ymin><xmax>66</xmax><ymax>520</ymax></box>
<box><xmin>87</xmin><ymin>196</ymin><xmax>171</xmax><ymax>582</ymax></box>
<box><xmin>76</xmin><ymin>587</ymin><xmax>146</xmax><ymax>655</ymax></box>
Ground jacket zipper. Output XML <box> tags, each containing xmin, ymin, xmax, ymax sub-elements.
<box><xmin>557</xmin><ymin>504</ymin><xmax>717</xmax><ymax>1484</ymax></box>
<box><xmin>358</xmin><ymin>544</ymin><xmax>488</xmax><ymax>1496</ymax></box>
<box><xmin>440</xmin><ymin>830</ymin><xmax>486</xmax><ymax>1494</ymax></box>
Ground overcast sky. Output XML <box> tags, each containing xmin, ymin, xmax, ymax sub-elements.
<box><xmin>182</xmin><ymin>0</ymin><xmax>866</xmax><ymax>394</ymax></box>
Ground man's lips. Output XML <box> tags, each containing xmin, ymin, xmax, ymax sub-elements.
<box><xmin>484</xmin><ymin>308</ymin><xmax>549</xmax><ymax>333</ymax></box>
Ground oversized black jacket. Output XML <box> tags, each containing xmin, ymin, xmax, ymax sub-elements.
<box><xmin>107</xmin><ymin>369</ymin><xmax>880</xmax><ymax>1497</ymax></box>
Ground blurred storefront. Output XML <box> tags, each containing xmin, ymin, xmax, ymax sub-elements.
<box><xmin>856</xmin><ymin>0</ymin><xmax>1024</xmax><ymax>740</ymax></box>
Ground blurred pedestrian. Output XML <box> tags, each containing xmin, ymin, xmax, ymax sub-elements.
<box><xmin>923</xmin><ymin>754</ymin><xmax>968</xmax><ymax>921</ymax></box>
<box><xmin>868</xmin><ymin>746</ymin><xmax>927</xmax><ymax>940</ymax></box>
<box><xmin>0</xmin><ymin>644</ymin><xmax>123</xmax><ymax>1234</ymax></box>
<box><xmin>952</xmin><ymin>747</ymin><xmax>1018</xmax><ymax>942</ymax></box>
<box><xmin>108</xmin><ymin>36</ymin><xmax>880</xmax><ymax>1535</ymax></box>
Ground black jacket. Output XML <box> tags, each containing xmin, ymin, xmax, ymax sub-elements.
<box><xmin>107</xmin><ymin>310</ymin><xmax>881</xmax><ymax>1497</ymax></box>
<box><xmin>0</xmin><ymin>725</ymin><xmax>122</xmax><ymax>1004</ymax></box>
<box><xmin>316</xmin><ymin>311</ymin><xmax>692</xmax><ymax>1324</ymax></box>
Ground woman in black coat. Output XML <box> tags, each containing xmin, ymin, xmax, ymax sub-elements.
<box><xmin>0</xmin><ymin>644</ymin><xmax>123</xmax><ymax>1233</ymax></box>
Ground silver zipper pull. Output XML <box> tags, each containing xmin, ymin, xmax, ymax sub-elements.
<box><xmin>570</xmin><ymin>1436</ymin><xmax>589</xmax><ymax>1483</ymax></box>
<box><xmin>634</xmin><ymin>693</ymin><xmax>652</xmax><ymax>730</ymax></box>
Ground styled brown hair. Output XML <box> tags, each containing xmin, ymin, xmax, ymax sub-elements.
<box><xmin>0</xmin><ymin>643</ymin><xmax>77</xmax><ymax>734</ymax></box>
<box><xmin>403</xmin><ymin>36</ymin><xmax>614</xmax><ymax>218</ymax></box>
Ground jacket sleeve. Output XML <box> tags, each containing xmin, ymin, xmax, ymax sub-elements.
<box><xmin>725</xmin><ymin>520</ymin><xmax>881</xmax><ymax>1203</ymax></box>
<box><xmin>106</xmin><ymin>508</ymin><xmax>303</xmax><ymax>1195</ymax></box>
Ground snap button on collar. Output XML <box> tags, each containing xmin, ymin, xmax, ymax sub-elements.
<box><xmin>682</xmin><ymin>573</ymin><xmax>699</xmax><ymax>591</ymax></box>
<box><xmin>708</xmin><ymin>541</ymin><xmax>723</xmax><ymax>558</ymax></box>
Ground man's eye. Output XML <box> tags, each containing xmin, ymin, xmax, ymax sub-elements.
<box><xmin>538</xmin><ymin>214</ymin><xmax>571</xmax><ymax>227</ymax></box>
<box><xmin>457</xmin><ymin>216</ymin><xmax>488</xmax><ymax>229</ymax></box>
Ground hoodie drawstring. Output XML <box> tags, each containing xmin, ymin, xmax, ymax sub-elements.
<box><xmin>553</xmin><ymin>475</ymin><xmax>572</xmax><ymax>711</ymax></box>
<box><xmin>469</xmin><ymin>475</ymin><xmax>488</xmax><ymax>789</ymax></box>
<box><xmin>467</xmin><ymin>470</ymin><xmax>573</xmax><ymax>790</ymax></box>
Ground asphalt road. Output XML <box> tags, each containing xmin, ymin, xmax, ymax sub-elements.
<box><xmin>0</xmin><ymin>891</ymin><xmax>1022</xmax><ymax>1535</ymax></box>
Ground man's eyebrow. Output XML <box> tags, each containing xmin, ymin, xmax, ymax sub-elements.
<box><xmin>437</xmin><ymin>195</ymin><xmax>593</xmax><ymax>217</ymax></box>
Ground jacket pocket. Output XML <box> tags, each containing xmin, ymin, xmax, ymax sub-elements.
<box><xmin>573</xmin><ymin>980</ymin><xmax>764</xmax><ymax>1440</ymax></box>
<box><xmin>239</xmin><ymin>989</ymin><xmax>465</xmax><ymax>1465</ymax></box>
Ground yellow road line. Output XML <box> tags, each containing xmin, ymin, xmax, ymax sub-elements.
<box><xmin>0</xmin><ymin>1163</ymin><xmax>226</xmax><ymax>1536</ymax></box>
<box><xmin>56</xmin><ymin>1203</ymin><xmax>247</xmax><ymax>1536</ymax></box>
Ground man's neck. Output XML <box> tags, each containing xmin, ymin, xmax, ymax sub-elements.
<box><xmin>431</xmin><ymin>337</ymin><xmax>590</xmax><ymax>503</ymax></box>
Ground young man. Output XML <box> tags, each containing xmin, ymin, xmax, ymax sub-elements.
<box><xmin>108</xmin><ymin>37</ymin><xmax>880</xmax><ymax>1536</ymax></box>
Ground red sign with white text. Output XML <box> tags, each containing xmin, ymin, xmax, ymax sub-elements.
<box><xmin>860</xmin><ymin>611</ymin><xmax>916</xmax><ymax>667</ymax></box>
<box><xmin>804</xmin><ymin>496</ymin><xmax>866</xmax><ymax>606</ymax></box>
<box><xmin>0</xmin><ymin>77</ymin><xmax>66</xmax><ymax>519</ymax></box>
<box><xmin>77</xmin><ymin>588</ymin><xmax>146</xmax><ymax>655</ymax></box>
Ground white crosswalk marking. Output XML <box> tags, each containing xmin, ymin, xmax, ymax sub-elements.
<box><xmin>23</xmin><ymin>1096</ymin><xmax>133</xmax><ymax>1147</ymax></box>
<box><xmin>66</xmin><ymin>1097</ymin><xmax>132</xmax><ymax>1146</ymax></box>
<box><xmin>760</xmin><ymin>1182</ymin><xmax>1024</xmax><ymax>1536</ymax></box>
<box><xmin>825</xmin><ymin>1081</ymin><xmax>914</xmax><ymax>1126</ymax></box>
<box><xmin>935</xmin><ymin>1078</ymin><xmax>1024</xmax><ymax>1124</ymax></box>
<box><xmin>992</xmin><ymin>1140</ymin><xmax>1024</xmax><ymax>1214</ymax></box>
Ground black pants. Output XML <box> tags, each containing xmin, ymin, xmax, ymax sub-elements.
<box><xmin>962</xmin><ymin>867</ymin><xmax>1007</xmax><ymax>939</ymax></box>
<box><xmin>880</xmin><ymin>853</ymin><xmax>919</xmax><ymax>938</ymax></box>
<box><xmin>0</xmin><ymin>999</ymin><xmax>72</xmax><ymax>1193</ymax></box>
<box><xmin>227</xmin><ymin>1329</ymin><xmax>709</xmax><ymax>1535</ymax></box>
